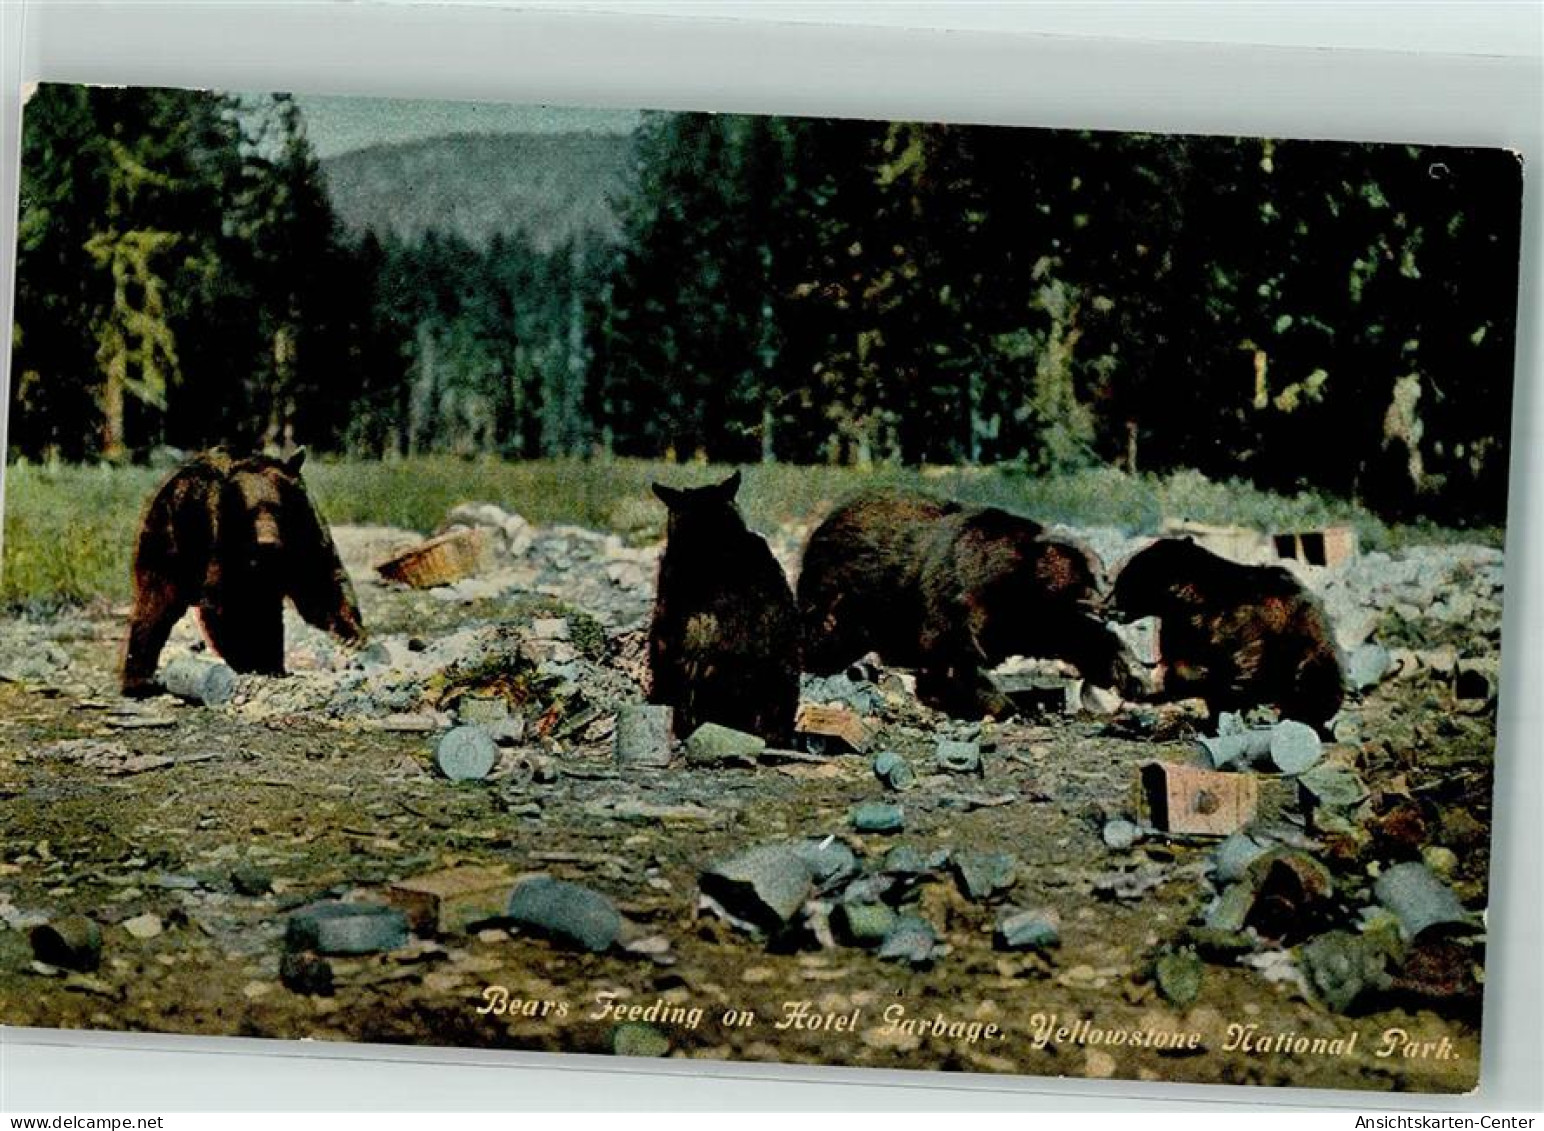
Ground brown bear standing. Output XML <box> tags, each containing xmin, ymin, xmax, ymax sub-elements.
<box><xmin>121</xmin><ymin>449</ymin><xmax>365</xmax><ymax>696</ymax></box>
<box><xmin>1108</xmin><ymin>537</ymin><xmax>1344</xmax><ymax>728</ymax></box>
<box><xmin>798</xmin><ymin>490</ymin><xmax>1140</xmax><ymax>719</ymax></box>
<box><xmin>648</xmin><ymin>471</ymin><xmax>800</xmax><ymax>744</ymax></box>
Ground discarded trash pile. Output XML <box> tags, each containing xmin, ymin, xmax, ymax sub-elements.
<box><xmin>1</xmin><ymin>501</ymin><xmax>1504</xmax><ymax>1077</ymax></box>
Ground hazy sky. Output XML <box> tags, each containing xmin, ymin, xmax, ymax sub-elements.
<box><xmin>291</xmin><ymin>94</ymin><xmax>641</xmax><ymax>158</ymax></box>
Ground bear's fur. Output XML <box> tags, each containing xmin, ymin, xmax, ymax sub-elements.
<box><xmin>798</xmin><ymin>490</ymin><xmax>1139</xmax><ymax>718</ymax></box>
<box><xmin>647</xmin><ymin>471</ymin><xmax>800</xmax><ymax>743</ymax></box>
<box><xmin>121</xmin><ymin>449</ymin><xmax>365</xmax><ymax>695</ymax></box>
<box><xmin>1108</xmin><ymin>537</ymin><xmax>1344</xmax><ymax>728</ymax></box>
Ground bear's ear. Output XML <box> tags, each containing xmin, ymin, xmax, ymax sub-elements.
<box><xmin>714</xmin><ymin>469</ymin><xmax>743</xmax><ymax>501</ymax></box>
<box><xmin>652</xmin><ymin>483</ymin><xmax>684</xmax><ymax>510</ymax></box>
<box><xmin>284</xmin><ymin>448</ymin><xmax>307</xmax><ymax>476</ymax></box>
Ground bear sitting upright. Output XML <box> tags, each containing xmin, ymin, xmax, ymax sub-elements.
<box><xmin>798</xmin><ymin>490</ymin><xmax>1141</xmax><ymax>719</ymax></box>
<box><xmin>121</xmin><ymin>448</ymin><xmax>365</xmax><ymax>696</ymax></box>
<box><xmin>648</xmin><ymin>471</ymin><xmax>800</xmax><ymax>744</ymax></box>
<box><xmin>1108</xmin><ymin>537</ymin><xmax>1344</xmax><ymax>729</ymax></box>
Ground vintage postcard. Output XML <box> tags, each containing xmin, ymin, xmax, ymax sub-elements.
<box><xmin>0</xmin><ymin>83</ymin><xmax>1524</xmax><ymax>1093</ymax></box>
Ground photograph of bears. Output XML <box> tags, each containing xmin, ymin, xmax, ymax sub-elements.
<box><xmin>0</xmin><ymin>83</ymin><xmax>1525</xmax><ymax>1093</ymax></box>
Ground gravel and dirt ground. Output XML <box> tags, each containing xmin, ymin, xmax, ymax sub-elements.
<box><xmin>0</xmin><ymin>507</ymin><xmax>1501</xmax><ymax>1093</ymax></box>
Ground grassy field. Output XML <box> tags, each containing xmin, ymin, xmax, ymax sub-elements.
<box><xmin>0</xmin><ymin>456</ymin><xmax>1498</xmax><ymax>610</ymax></box>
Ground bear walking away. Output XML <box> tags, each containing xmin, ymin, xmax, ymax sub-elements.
<box><xmin>121</xmin><ymin>449</ymin><xmax>365</xmax><ymax>696</ymax></box>
<box><xmin>798</xmin><ymin>490</ymin><xmax>1140</xmax><ymax>719</ymax></box>
<box><xmin>1108</xmin><ymin>537</ymin><xmax>1344</xmax><ymax>728</ymax></box>
<box><xmin>648</xmin><ymin>471</ymin><xmax>800</xmax><ymax>744</ymax></box>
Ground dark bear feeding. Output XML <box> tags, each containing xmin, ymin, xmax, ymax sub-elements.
<box><xmin>121</xmin><ymin>449</ymin><xmax>365</xmax><ymax>696</ymax></box>
<box><xmin>1108</xmin><ymin>537</ymin><xmax>1344</xmax><ymax>728</ymax></box>
<box><xmin>797</xmin><ymin>490</ymin><xmax>1139</xmax><ymax>719</ymax></box>
<box><xmin>647</xmin><ymin>471</ymin><xmax>800</xmax><ymax>744</ymax></box>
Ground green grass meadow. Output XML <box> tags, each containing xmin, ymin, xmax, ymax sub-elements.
<box><xmin>0</xmin><ymin>456</ymin><xmax>1495</xmax><ymax>612</ymax></box>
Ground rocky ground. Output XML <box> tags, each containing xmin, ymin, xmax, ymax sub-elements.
<box><xmin>0</xmin><ymin>506</ymin><xmax>1503</xmax><ymax>1094</ymax></box>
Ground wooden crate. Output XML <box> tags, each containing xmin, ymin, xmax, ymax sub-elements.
<box><xmin>375</xmin><ymin>528</ymin><xmax>487</xmax><ymax>588</ymax></box>
<box><xmin>1140</xmin><ymin>760</ymin><xmax>1258</xmax><ymax>836</ymax></box>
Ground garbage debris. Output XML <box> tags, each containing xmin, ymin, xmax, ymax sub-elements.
<box><xmin>851</xmin><ymin>802</ymin><xmax>905</xmax><ymax>834</ymax></box>
<box><xmin>388</xmin><ymin>865</ymin><xmax>515</xmax><ymax>935</ymax></box>
<box><xmin>30</xmin><ymin>916</ymin><xmax>103</xmax><ymax>972</ymax></box>
<box><xmin>1140</xmin><ymin>761</ymin><xmax>1259</xmax><ymax>835</ymax></box>
<box><xmin>795</xmin><ymin>704</ymin><xmax>876</xmax><ymax>755</ymax></box>
<box><xmin>872</xmin><ymin>750</ymin><xmax>916</xmax><ymax>791</ymax></box>
<box><xmin>614</xmin><ymin>704</ymin><xmax>674</xmax><ymax>768</ymax></box>
<box><xmin>934</xmin><ymin>739</ymin><xmax>982</xmax><ymax>776</ymax></box>
<box><xmin>161</xmin><ymin>656</ymin><xmax>237</xmax><ymax>707</ymax></box>
<box><xmin>435</xmin><ymin>725</ymin><xmax>500</xmax><ymax>781</ymax></box>
<box><xmin>1374</xmin><ymin>862</ymin><xmax>1470</xmax><ymax>941</ymax></box>
<box><xmin>685</xmin><ymin>723</ymin><xmax>766</xmax><ymax>767</ymax></box>
<box><xmin>376</xmin><ymin>528</ymin><xmax>488</xmax><ymax>589</ymax></box>
<box><xmin>506</xmin><ymin>876</ymin><xmax>622</xmax><ymax>953</ymax></box>
<box><xmin>285</xmin><ymin>902</ymin><xmax>409</xmax><ymax>956</ymax></box>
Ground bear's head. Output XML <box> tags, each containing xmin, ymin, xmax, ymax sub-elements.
<box><xmin>652</xmin><ymin>471</ymin><xmax>746</xmax><ymax>541</ymax></box>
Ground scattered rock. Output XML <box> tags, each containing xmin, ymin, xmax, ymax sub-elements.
<box><xmin>953</xmin><ymin>852</ymin><xmax>1018</xmax><ymax>901</ymax></box>
<box><xmin>833</xmin><ymin>901</ymin><xmax>898</xmax><ymax>947</ymax></box>
<box><xmin>280</xmin><ymin>951</ymin><xmax>335</xmax><ymax>996</ymax></box>
<box><xmin>612</xmin><ymin>1021</ymin><xmax>671</xmax><ymax>1058</ymax></box>
<box><xmin>1347</xmin><ymin>644</ymin><xmax>1393</xmax><ymax>692</ymax></box>
<box><xmin>230</xmin><ymin>863</ymin><xmax>274</xmax><ymax>897</ymax></box>
<box><xmin>994</xmin><ymin>908</ymin><xmax>1059</xmax><ymax>951</ymax></box>
<box><xmin>121</xmin><ymin>913</ymin><xmax>163</xmax><ymax>940</ymax></box>
<box><xmin>876</xmin><ymin>915</ymin><xmax>946</xmax><ymax>968</ymax></box>
<box><xmin>1154</xmin><ymin>949</ymin><xmax>1203</xmax><ymax>1007</ymax></box>
<box><xmin>1101</xmin><ymin>819</ymin><xmax>1140</xmax><ymax>851</ymax></box>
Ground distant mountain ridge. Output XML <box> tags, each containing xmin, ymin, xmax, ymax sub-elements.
<box><xmin>319</xmin><ymin>131</ymin><xmax>635</xmax><ymax>252</ymax></box>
